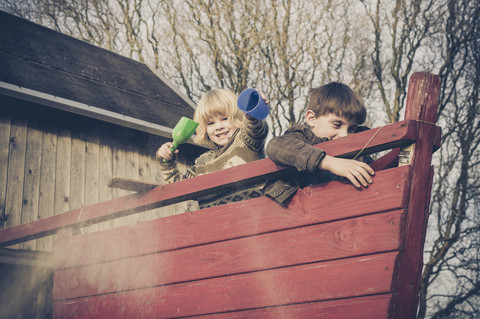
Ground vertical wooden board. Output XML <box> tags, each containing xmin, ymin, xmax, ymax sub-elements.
<box><xmin>96</xmin><ymin>143</ymin><xmax>113</xmax><ymax>231</ymax></box>
<box><xmin>122</xmin><ymin>149</ymin><xmax>139</xmax><ymax>226</ymax></box>
<box><xmin>54</xmin><ymin>128</ymin><xmax>71</xmax><ymax>216</ymax></box>
<box><xmin>149</xmin><ymin>154</ymin><xmax>170</xmax><ymax>220</ymax></box>
<box><xmin>136</xmin><ymin>153</ymin><xmax>152</xmax><ymax>222</ymax></box>
<box><xmin>37</xmin><ymin>127</ymin><xmax>58</xmax><ymax>251</ymax></box>
<box><xmin>69</xmin><ymin>131</ymin><xmax>85</xmax><ymax>211</ymax></box>
<box><xmin>53</xmin><ymin>211</ymin><xmax>402</xmax><ymax>300</ymax></box>
<box><xmin>136</xmin><ymin>153</ymin><xmax>164</xmax><ymax>222</ymax></box>
<box><xmin>112</xmin><ymin>146</ymin><xmax>126</xmax><ymax>198</ymax></box>
<box><xmin>0</xmin><ymin>114</ymin><xmax>12</xmax><ymax>229</ymax></box>
<box><xmin>53</xmin><ymin>253</ymin><xmax>397</xmax><ymax>318</ymax></box>
<box><xmin>20</xmin><ymin>122</ymin><xmax>43</xmax><ymax>250</ymax></box>
<box><xmin>81</xmin><ymin>136</ymin><xmax>100</xmax><ymax>234</ymax></box>
<box><xmin>391</xmin><ymin>72</ymin><xmax>440</xmax><ymax>318</ymax></box>
<box><xmin>84</xmin><ymin>138</ymin><xmax>99</xmax><ymax>206</ymax></box>
<box><xmin>195</xmin><ymin>294</ymin><xmax>392</xmax><ymax>319</ymax></box>
<box><xmin>5</xmin><ymin>117</ymin><xmax>28</xmax><ymax>232</ymax></box>
<box><xmin>111</xmin><ymin>141</ymin><xmax>126</xmax><ymax>227</ymax></box>
<box><xmin>145</xmin><ymin>150</ymin><xmax>175</xmax><ymax>220</ymax></box>
<box><xmin>125</xmin><ymin>147</ymin><xmax>139</xmax><ymax>183</ymax></box>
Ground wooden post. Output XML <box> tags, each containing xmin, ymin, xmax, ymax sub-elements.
<box><xmin>391</xmin><ymin>72</ymin><xmax>441</xmax><ymax>318</ymax></box>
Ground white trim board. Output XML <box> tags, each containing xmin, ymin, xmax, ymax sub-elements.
<box><xmin>0</xmin><ymin>81</ymin><xmax>199</xmax><ymax>143</ymax></box>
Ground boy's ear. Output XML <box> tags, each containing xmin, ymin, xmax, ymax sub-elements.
<box><xmin>305</xmin><ymin>110</ymin><xmax>316</xmax><ymax>127</ymax></box>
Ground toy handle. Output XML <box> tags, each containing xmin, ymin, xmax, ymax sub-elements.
<box><xmin>161</xmin><ymin>142</ymin><xmax>179</xmax><ymax>162</ymax></box>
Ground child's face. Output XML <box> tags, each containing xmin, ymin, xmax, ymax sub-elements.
<box><xmin>206</xmin><ymin>114</ymin><xmax>237</xmax><ymax>146</ymax></box>
<box><xmin>305</xmin><ymin>111</ymin><xmax>358</xmax><ymax>140</ymax></box>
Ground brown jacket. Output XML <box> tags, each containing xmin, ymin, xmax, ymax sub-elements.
<box><xmin>264</xmin><ymin>123</ymin><xmax>372</xmax><ymax>204</ymax></box>
<box><xmin>264</xmin><ymin>123</ymin><xmax>329</xmax><ymax>203</ymax></box>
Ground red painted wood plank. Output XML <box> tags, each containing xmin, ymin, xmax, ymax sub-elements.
<box><xmin>371</xmin><ymin>148</ymin><xmax>400</xmax><ymax>171</ymax></box>
<box><xmin>54</xmin><ymin>165</ymin><xmax>410</xmax><ymax>269</ymax></box>
<box><xmin>53</xmin><ymin>252</ymin><xmax>397</xmax><ymax>318</ymax></box>
<box><xmin>194</xmin><ymin>294</ymin><xmax>392</xmax><ymax>319</ymax></box>
<box><xmin>53</xmin><ymin>210</ymin><xmax>402</xmax><ymax>300</ymax></box>
<box><xmin>390</xmin><ymin>72</ymin><xmax>440</xmax><ymax>318</ymax></box>
<box><xmin>0</xmin><ymin>120</ymin><xmax>418</xmax><ymax>247</ymax></box>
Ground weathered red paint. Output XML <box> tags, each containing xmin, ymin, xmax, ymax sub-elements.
<box><xmin>2</xmin><ymin>120</ymin><xmax>418</xmax><ymax>247</ymax></box>
<box><xmin>53</xmin><ymin>166</ymin><xmax>410</xmax><ymax>269</ymax></box>
<box><xmin>53</xmin><ymin>253</ymin><xmax>397</xmax><ymax>318</ymax></box>
<box><xmin>390</xmin><ymin>72</ymin><xmax>441</xmax><ymax>318</ymax></box>
<box><xmin>53</xmin><ymin>211</ymin><xmax>403</xmax><ymax>300</ymax></box>
<box><xmin>0</xmin><ymin>72</ymin><xmax>441</xmax><ymax>318</ymax></box>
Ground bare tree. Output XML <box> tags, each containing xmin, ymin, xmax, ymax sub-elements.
<box><xmin>257</xmin><ymin>0</ymin><xmax>374</xmax><ymax>135</ymax></box>
<box><xmin>1</xmin><ymin>0</ymin><xmax>374</xmax><ymax>134</ymax></box>
<box><xmin>41</xmin><ymin>0</ymin><xmax>121</xmax><ymax>52</ymax></box>
<box><xmin>2</xmin><ymin>0</ymin><xmax>479</xmax><ymax>317</ymax></box>
<box><xmin>359</xmin><ymin>0</ymin><xmax>480</xmax><ymax>317</ymax></box>
<box><xmin>359</xmin><ymin>0</ymin><xmax>438</xmax><ymax>124</ymax></box>
<box><xmin>139</xmin><ymin>0</ymin><xmax>375</xmax><ymax>135</ymax></box>
<box><xmin>147</xmin><ymin>0</ymin><xmax>267</xmax><ymax>102</ymax></box>
<box><xmin>418</xmin><ymin>0</ymin><xmax>480</xmax><ymax>317</ymax></box>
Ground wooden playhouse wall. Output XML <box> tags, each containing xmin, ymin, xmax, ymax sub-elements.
<box><xmin>0</xmin><ymin>96</ymin><xmax>196</xmax><ymax>251</ymax></box>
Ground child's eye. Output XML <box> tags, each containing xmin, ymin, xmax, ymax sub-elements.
<box><xmin>222</xmin><ymin>117</ymin><xmax>229</xmax><ymax>121</ymax></box>
<box><xmin>207</xmin><ymin>122</ymin><xmax>214</xmax><ymax>126</ymax></box>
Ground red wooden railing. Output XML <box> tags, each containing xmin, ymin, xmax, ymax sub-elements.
<box><xmin>0</xmin><ymin>72</ymin><xmax>441</xmax><ymax>319</ymax></box>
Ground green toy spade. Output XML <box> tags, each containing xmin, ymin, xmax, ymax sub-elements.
<box><xmin>163</xmin><ymin>117</ymin><xmax>199</xmax><ymax>162</ymax></box>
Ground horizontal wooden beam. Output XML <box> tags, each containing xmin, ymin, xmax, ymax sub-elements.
<box><xmin>54</xmin><ymin>166</ymin><xmax>410</xmax><ymax>269</ymax></box>
<box><xmin>53</xmin><ymin>252</ymin><xmax>397</xmax><ymax>317</ymax></box>
<box><xmin>185</xmin><ymin>294</ymin><xmax>392</xmax><ymax>319</ymax></box>
<box><xmin>53</xmin><ymin>211</ymin><xmax>403</xmax><ymax>300</ymax></box>
<box><xmin>0</xmin><ymin>120</ymin><xmax>429</xmax><ymax>247</ymax></box>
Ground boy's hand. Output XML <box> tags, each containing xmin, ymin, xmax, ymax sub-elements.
<box><xmin>256</xmin><ymin>89</ymin><xmax>269</xmax><ymax>104</ymax></box>
<box><xmin>156</xmin><ymin>142</ymin><xmax>178</xmax><ymax>162</ymax></box>
<box><xmin>319</xmin><ymin>155</ymin><xmax>375</xmax><ymax>188</ymax></box>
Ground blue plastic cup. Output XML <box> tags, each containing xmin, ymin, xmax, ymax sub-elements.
<box><xmin>237</xmin><ymin>88</ymin><xmax>270</xmax><ymax>120</ymax></box>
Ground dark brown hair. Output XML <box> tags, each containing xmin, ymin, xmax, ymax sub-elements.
<box><xmin>307</xmin><ymin>82</ymin><xmax>366</xmax><ymax>124</ymax></box>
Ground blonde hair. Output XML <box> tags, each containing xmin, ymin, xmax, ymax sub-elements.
<box><xmin>193</xmin><ymin>88</ymin><xmax>244</xmax><ymax>144</ymax></box>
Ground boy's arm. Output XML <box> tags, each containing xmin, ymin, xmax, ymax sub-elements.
<box><xmin>267</xmin><ymin>127</ymin><xmax>375</xmax><ymax>188</ymax></box>
<box><xmin>264</xmin><ymin>129</ymin><xmax>325</xmax><ymax>204</ymax></box>
<box><xmin>241</xmin><ymin>114</ymin><xmax>269</xmax><ymax>151</ymax></box>
<box><xmin>159</xmin><ymin>160</ymin><xmax>196</xmax><ymax>184</ymax></box>
<box><xmin>157</xmin><ymin>143</ymin><xmax>196</xmax><ymax>183</ymax></box>
<box><xmin>318</xmin><ymin>155</ymin><xmax>374</xmax><ymax>188</ymax></box>
<box><xmin>266</xmin><ymin>129</ymin><xmax>326</xmax><ymax>173</ymax></box>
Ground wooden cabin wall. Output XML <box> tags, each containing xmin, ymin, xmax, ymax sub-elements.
<box><xmin>0</xmin><ymin>96</ymin><xmax>197</xmax><ymax>252</ymax></box>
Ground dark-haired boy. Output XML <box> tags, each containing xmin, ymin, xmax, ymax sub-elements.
<box><xmin>265</xmin><ymin>82</ymin><xmax>375</xmax><ymax>204</ymax></box>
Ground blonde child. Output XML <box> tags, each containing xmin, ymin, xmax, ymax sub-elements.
<box><xmin>157</xmin><ymin>88</ymin><xmax>269</xmax><ymax>208</ymax></box>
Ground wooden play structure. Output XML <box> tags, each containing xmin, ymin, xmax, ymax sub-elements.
<box><xmin>0</xmin><ymin>72</ymin><xmax>441</xmax><ymax>318</ymax></box>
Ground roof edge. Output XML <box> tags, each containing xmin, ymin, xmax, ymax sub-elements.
<box><xmin>146</xmin><ymin>65</ymin><xmax>197</xmax><ymax>110</ymax></box>
<box><xmin>0</xmin><ymin>81</ymin><xmax>190</xmax><ymax>142</ymax></box>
